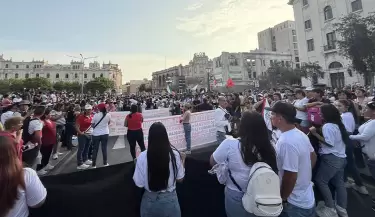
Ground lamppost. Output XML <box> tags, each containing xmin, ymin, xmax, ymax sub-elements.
<box><xmin>66</xmin><ymin>54</ymin><xmax>98</xmax><ymax>95</ymax></box>
<box><xmin>206</xmin><ymin>68</ymin><xmax>212</xmax><ymax>92</ymax></box>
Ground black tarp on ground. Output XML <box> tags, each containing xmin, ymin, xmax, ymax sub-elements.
<box><xmin>30</xmin><ymin>146</ymin><xmax>374</xmax><ymax>217</ymax></box>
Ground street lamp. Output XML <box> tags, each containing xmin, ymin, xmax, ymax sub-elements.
<box><xmin>66</xmin><ymin>54</ymin><xmax>98</xmax><ymax>95</ymax></box>
<box><xmin>206</xmin><ymin>68</ymin><xmax>212</xmax><ymax>92</ymax></box>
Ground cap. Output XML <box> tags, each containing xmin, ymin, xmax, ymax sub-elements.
<box><xmin>97</xmin><ymin>103</ymin><xmax>106</xmax><ymax>110</ymax></box>
<box><xmin>305</xmin><ymin>87</ymin><xmax>314</xmax><ymax>91</ymax></box>
<box><xmin>265</xmin><ymin>101</ymin><xmax>297</xmax><ymax>123</ymax></box>
<box><xmin>19</xmin><ymin>100</ymin><xmax>31</xmax><ymax>105</ymax></box>
<box><xmin>84</xmin><ymin>104</ymin><xmax>93</xmax><ymax>110</ymax></box>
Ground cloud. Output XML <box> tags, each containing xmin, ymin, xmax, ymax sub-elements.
<box><xmin>176</xmin><ymin>0</ymin><xmax>294</xmax><ymax>52</ymax></box>
<box><xmin>186</xmin><ymin>2</ymin><xmax>204</xmax><ymax>11</ymax></box>
<box><xmin>1</xmin><ymin>50</ymin><xmax>186</xmax><ymax>83</ymax></box>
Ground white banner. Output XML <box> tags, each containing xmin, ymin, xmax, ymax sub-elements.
<box><xmin>109</xmin><ymin>108</ymin><xmax>170</xmax><ymax>136</ymax></box>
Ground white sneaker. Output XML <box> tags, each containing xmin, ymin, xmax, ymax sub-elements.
<box><xmin>44</xmin><ymin>164</ymin><xmax>55</xmax><ymax>171</ymax></box>
<box><xmin>37</xmin><ymin>169</ymin><xmax>48</xmax><ymax>176</ymax></box>
<box><xmin>344</xmin><ymin>181</ymin><xmax>353</xmax><ymax>188</ymax></box>
<box><xmin>352</xmin><ymin>185</ymin><xmax>369</xmax><ymax>195</ymax></box>
<box><xmin>336</xmin><ymin>205</ymin><xmax>348</xmax><ymax>217</ymax></box>
<box><xmin>316</xmin><ymin>205</ymin><xmax>338</xmax><ymax>217</ymax></box>
<box><xmin>52</xmin><ymin>154</ymin><xmax>58</xmax><ymax>160</ymax></box>
<box><xmin>84</xmin><ymin>160</ymin><xmax>92</xmax><ymax>165</ymax></box>
<box><xmin>185</xmin><ymin>150</ymin><xmax>191</xmax><ymax>155</ymax></box>
<box><xmin>103</xmin><ymin>163</ymin><xmax>109</xmax><ymax>167</ymax></box>
<box><xmin>77</xmin><ymin>164</ymin><xmax>90</xmax><ymax>170</ymax></box>
<box><xmin>91</xmin><ymin>166</ymin><xmax>97</xmax><ymax>169</ymax></box>
<box><xmin>58</xmin><ymin>152</ymin><xmax>64</xmax><ymax>156</ymax></box>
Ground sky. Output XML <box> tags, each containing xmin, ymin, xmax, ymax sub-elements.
<box><xmin>0</xmin><ymin>0</ymin><xmax>294</xmax><ymax>83</ymax></box>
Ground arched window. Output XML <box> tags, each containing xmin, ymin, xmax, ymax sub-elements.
<box><xmin>56</xmin><ymin>73</ymin><xmax>60</xmax><ymax>79</ymax></box>
<box><xmin>25</xmin><ymin>73</ymin><xmax>29</xmax><ymax>79</ymax></box>
<box><xmin>75</xmin><ymin>73</ymin><xmax>78</xmax><ymax>78</ymax></box>
<box><xmin>26</xmin><ymin>65</ymin><xmax>29</xmax><ymax>69</ymax></box>
<box><xmin>100</xmin><ymin>73</ymin><xmax>103</xmax><ymax>77</ymax></box>
<box><xmin>65</xmin><ymin>74</ymin><xmax>69</xmax><ymax>79</ymax></box>
<box><xmin>16</xmin><ymin>65</ymin><xmax>19</xmax><ymax>69</ymax></box>
<box><xmin>15</xmin><ymin>73</ymin><xmax>19</xmax><ymax>79</ymax></box>
<box><xmin>324</xmin><ymin>6</ymin><xmax>333</xmax><ymax>20</ymax></box>
<box><xmin>36</xmin><ymin>73</ymin><xmax>39</xmax><ymax>78</ymax></box>
<box><xmin>47</xmin><ymin>73</ymin><xmax>50</xmax><ymax>78</ymax></box>
<box><xmin>92</xmin><ymin>73</ymin><xmax>95</xmax><ymax>78</ymax></box>
<box><xmin>5</xmin><ymin>64</ymin><xmax>8</xmax><ymax>68</ymax></box>
<box><xmin>328</xmin><ymin>61</ymin><xmax>343</xmax><ymax>69</ymax></box>
<box><xmin>5</xmin><ymin>73</ymin><xmax>7</xmax><ymax>79</ymax></box>
<box><xmin>84</xmin><ymin>73</ymin><xmax>87</xmax><ymax>78</ymax></box>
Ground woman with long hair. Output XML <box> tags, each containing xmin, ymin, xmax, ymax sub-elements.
<box><xmin>310</xmin><ymin>104</ymin><xmax>348</xmax><ymax>217</ymax></box>
<box><xmin>0</xmin><ymin>135</ymin><xmax>47</xmax><ymax>217</ymax></box>
<box><xmin>125</xmin><ymin>104</ymin><xmax>146</xmax><ymax>162</ymax></box>
<box><xmin>133</xmin><ymin>122</ymin><xmax>185</xmax><ymax>217</ymax></box>
<box><xmin>210</xmin><ymin>111</ymin><xmax>277</xmax><ymax>217</ymax></box>
<box><xmin>91</xmin><ymin>103</ymin><xmax>111</xmax><ymax>168</ymax></box>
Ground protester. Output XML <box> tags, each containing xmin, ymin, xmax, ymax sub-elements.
<box><xmin>267</xmin><ymin>102</ymin><xmax>317</xmax><ymax>217</ymax></box>
<box><xmin>125</xmin><ymin>104</ymin><xmax>146</xmax><ymax>162</ymax></box>
<box><xmin>294</xmin><ymin>89</ymin><xmax>310</xmax><ymax>133</ymax></box>
<box><xmin>133</xmin><ymin>122</ymin><xmax>185</xmax><ymax>217</ymax></box>
<box><xmin>210</xmin><ymin>111</ymin><xmax>278</xmax><ymax>217</ymax></box>
<box><xmin>91</xmin><ymin>103</ymin><xmax>111</xmax><ymax>168</ymax></box>
<box><xmin>0</xmin><ymin>135</ymin><xmax>47</xmax><ymax>217</ymax></box>
<box><xmin>75</xmin><ymin>104</ymin><xmax>93</xmax><ymax>170</ymax></box>
<box><xmin>215</xmin><ymin>96</ymin><xmax>231</xmax><ymax>144</ymax></box>
<box><xmin>181</xmin><ymin>103</ymin><xmax>192</xmax><ymax>154</ymax></box>
<box><xmin>50</xmin><ymin>103</ymin><xmax>65</xmax><ymax>160</ymax></box>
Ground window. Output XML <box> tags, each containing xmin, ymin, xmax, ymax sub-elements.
<box><xmin>326</xmin><ymin>32</ymin><xmax>336</xmax><ymax>49</ymax></box>
<box><xmin>253</xmin><ymin>72</ymin><xmax>257</xmax><ymax>78</ymax></box>
<box><xmin>25</xmin><ymin>73</ymin><xmax>29</xmax><ymax>79</ymax></box>
<box><xmin>100</xmin><ymin>73</ymin><xmax>103</xmax><ymax>78</ymax></box>
<box><xmin>303</xmin><ymin>0</ymin><xmax>308</xmax><ymax>6</ymax></box>
<box><xmin>75</xmin><ymin>73</ymin><xmax>78</xmax><ymax>78</ymax></box>
<box><xmin>296</xmin><ymin>64</ymin><xmax>301</xmax><ymax>69</ymax></box>
<box><xmin>329</xmin><ymin>61</ymin><xmax>343</xmax><ymax>69</ymax></box>
<box><xmin>15</xmin><ymin>73</ymin><xmax>19</xmax><ymax>79</ymax></box>
<box><xmin>65</xmin><ymin>74</ymin><xmax>69</xmax><ymax>79</ymax></box>
<box><xmin>307</xmin><ymin>39</ymin><xmax>315</xmax><ymax>51</ymax></box>
<box><xmin>229</xmin><ymin>56</ymin><xmax>238</xmax><ymax>66</ymax></box>
<box><xmin>263</xmin><ymin>60</ymin><xmax>266</xmax><ymax>66</ymax></box>
<box><xmin>248</xmin><ymin>72</ymin><xmax>252</xmax><ymax>79</ymax></box>
<box><xmin>26</xmin><ymin>65</ymin><xmax>29</xmax><ymax>69</ymax></box>
<box><xmin>295</xmin><ymin>50</ymin><xmax>299</xmax><ymax>55</ymax></box>
<box><xmin>92</xmin><ymin>73</ymin><xmax>96</xmax><ymax>78</ymax></box>
<box><xmin>47</xmin><ymin>73</ymin><xmax>50</xmax><ymax>78</ymax></box>
<box><xmin>295</xmin><ymin>57</ymin><xmax>300</xmax><ymax>62</ymax></box>
<box><xmin>294</xmin><ymin>43</ymin><xmax>298</xmax><ymax>49</ymax></box>
<box><xmin>5</xmin><ymin>73</ymin><xmax>7</xmax><ymax>79</ymax></box>
<box><xmin>304</xmin><ymin>20</ymin><xmax>312</xmax><ymax>30</ymax></box>
<box><xmin>5</xmin><ymin>64</ymin><xmax>8</xmax><ymax>68</ymax></box>
<box><xmin>292</xmin><ymin>30</ymin><xmax>296</xmax><ymax>35</ymax></box>
<box><xmin>293</xmin><ymin>35</ymin><xmax>297</xmax><ymax>42</ymax></box>
<box><xmin>16</xmin><ymin>65</ymin><xmax>19</xmax><ymax>69</ymax></box>
<box><xmin>84</xmin><ymin>73</ymin><xmax>87</xmax><ymax>78</ymax></box>
<box><xmin>270</xmin><ymin>60</ymin><xmax>274</xmax><ymax>66</ymax></box>
<box><xmin>324</xmin><ymin>6</ymin><xmax>333</xmax><ymax>20</ymax></box>
<box><xmin>56</xmin><ymin>73</ymin><xmax>59</xmax><ymax>79</ymax></box>
<box><xmin>351</xmin><ymin>0</ymin><xmax>363</xmax><ymax>12</ymax></box>
<box><xmin>36</xmin><ymin>73</ymin><xmax>39</xmax><ymax>78</ymax></box>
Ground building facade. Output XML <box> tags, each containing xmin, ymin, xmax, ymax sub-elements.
<box><xmin>288</xmin><ymin>0</ymin><xmax>375</xmax><ymax>87</ymax></box>
<box><xmin>0</xmin><ymin>54</ymin><xmax>123</xmax><ymax>91</ymax></box>
<box><xmin>212</xmin><ymin>50</ymin><xmax>293</xmax><ymax>91</ymax></box>
<box><xmin>258</xmin><ymin>20</ymin><xmax>300</xmax><ymax>68</ymax></box>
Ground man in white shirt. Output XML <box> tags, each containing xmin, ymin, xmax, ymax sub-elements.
<box><xmin>214</xmin><ymin>96</ymin><xmax>231</xmax><ymax>145</ymax></box>
<box><xmin>266</xmin><ymin>102</ymin><xmax>317</xmax><ymax>217</ymax></box>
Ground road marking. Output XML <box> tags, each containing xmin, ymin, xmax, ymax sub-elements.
<box><xmin>113</xmin><ymin>136</ymin><xmax>126</xmax><ymax>149</ymax></box>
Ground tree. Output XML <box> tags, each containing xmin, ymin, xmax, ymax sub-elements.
<box><xmin>53</xmin><ymin>81</ymin><xmax>66</xmax><ymax>91</ymax></box>
<box><xmin>24</xmin><ymin>78</ymin><xmax>52</xmax><ymax>90</ymax></box>
<box><xmin>84</xmin><ymin>77</ymin><xmax>115</xmax><ymax>93</ymax></box>
<box><xmin>266</xmin><ymin>62</ymin><xmax>301</xmax><ymax>87</ymax></box>
<box><xmin>334</xmin><ymin>13</ymin><xmax>375</xmax><ymax>88</ymax></box>
<box><xmin>138</xmin><ymin>83</ymin><xmax>146</xmax><ymax>92</ymax></box>
<box><xmin>0</xmin><ymin>80</ymin><xmax>11</xmax><ymax>94</ymax></box>
<box><xmin>300</xmin><ymin>62</ymin><xmax>324</xmax><ymax>85</ymax></box>
<box><xmin>8</xmin><ymin>79</ymin><xmax>25</xmax><ymax>92</ymax></box>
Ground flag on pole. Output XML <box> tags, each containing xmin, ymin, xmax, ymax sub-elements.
<box><xmin>261</xmin><ymin>98</ymin><xmax>272</xmax><ymax>131</ymax></box>
<box><xmin>226</xmin><ymin>77</ymin><xmax>234</xmax><ymax>88</ymax></box>
<box><xmin>167</xmin><ymin>85</ymin><xmax>172</xmax><ymax>94</ymax></box>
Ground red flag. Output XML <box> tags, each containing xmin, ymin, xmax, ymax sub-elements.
<box><xmin>226</xmin><ymin>78</ymin><xmax>234</xmax><ymax>88</ymax></box>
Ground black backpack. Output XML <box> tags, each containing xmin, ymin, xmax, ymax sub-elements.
<box><xmin>22</xmin><ymin>117</ymin><xmax>38</xmax><ymax>145</ymax></box>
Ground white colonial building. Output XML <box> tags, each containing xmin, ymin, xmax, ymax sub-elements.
<box><xmin>212</xmin><ymin>50</ymin><xmax>293</xmax><ymax>91</ymax></box>
<box><xmin>258</xmin><ymin>20</ymin><xmax>301</xmax><ymax>68</ymax></box>
<box><xmin>0</xmin><ymin>54</ymin><xmax>123</xmax><ymax>91</ymax></box>
<box><xmin>288</xmin><ymin>0</ymin><xmax>375</xmax><ymax>88</ymax></box>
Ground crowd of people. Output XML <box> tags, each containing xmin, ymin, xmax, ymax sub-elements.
<box><xmin>0</xmin><ymin>85</ymin><xmax>374</xmax><ymax>217</ymax></box>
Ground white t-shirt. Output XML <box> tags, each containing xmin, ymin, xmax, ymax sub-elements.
<box><xmin>91</xmin><ymin>112</ymin><xmax>111</xmax><ymax>136</ymax></box>
<box><xmin>1</xmin><ymin>111</ymin><xmax>15</xmax><ymax>124</ymax></box>
<box><xmin>28</xmin><ymin>119</ymin><xmax>43</xmax><ymax>135</ymax></box>
<box><xmin>341</xmin><ymin>112</ymin><xmax>355</xmax><ymax>133</ymax></box>
<box><xmin>319</xmin><ymin>123</ymin><xmax>347</xmax><ymax>158</ymax></box>
<box><xmin>133</xmin><ymin>150</ymin><xmax>185</xmax><ymax>192</ymax></box>
<box><xmin>6</xmin><ymin>168</ymin><xmax>47</xmax><ymax>217</ymax></box>
<box><xmin>276</xmin><ymin>128</ymin><xmax>315</xmax><ymax>209</ymax></box>
<box><xmin>294</xmin><ymin>97</ymin><xmax>309</xmax><ymax>120</ymax></box>
<box><xmin>213</xmin><ymin>138</ymin><xmax>252</xmax><ymax>192</ymax></box>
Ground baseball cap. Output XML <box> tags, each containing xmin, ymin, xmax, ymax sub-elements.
<box><xmin>84</xmin><ymin>104</ymin><xmax>93</xmax><ymax>110</ymax></box>
<box><xmin>265</xmin><ymin>101</ymin><xmax>297</xmax><ymax>123</ymax></box>
<box><xmin>97</xmin><ymin>103</ymin><xmax>106</xmax><ymax>110</ymax></box>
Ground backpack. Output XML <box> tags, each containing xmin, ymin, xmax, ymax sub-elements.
<box><xmin>307</xmin><ymin>106</ymin><xmax>322</xmax><ymax>125</ymax></box>
<box><xmin>22</xmin><ymin>117</ymin><xmax>38</xmax><ymax>145</ymax></box>
<box><xmin>230</xmin><ymin>162</ymin><xmax>283</xmax><ymax>216</ymax></box>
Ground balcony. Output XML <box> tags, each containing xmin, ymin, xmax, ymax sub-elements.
<box><xmin>324</xmin><ymin>43</ymin><xmax>337</xmax><ymax>53</ymax></box>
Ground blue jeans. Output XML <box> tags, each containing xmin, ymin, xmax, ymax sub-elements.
<box><xmin>216</xmin><ymin>131</ymin><xmax>226</xmax><ymax>145</ymax></box>
<box><xmin>183</xmin><ymin>123</ymin><xmax>191</xmax><ymax>151</ymax></box>
<box><xmin>315</xmin><ymin>154</ymin><xmax>347</xmax><ymax>209</ymax></box>
<box><xmin>344</xmin><ymin>144</ymin><xmax>364</xmax><ymax>186</ymax></box>
<box><xmin>141</xmin><ymin>190</ymin><xmax>181</xmax><ymax>217</ymax></box>
<box><xmin>92</xmin><ymin>134</ymin><xmax>109</xmax><ymax>167</ymax></box>
<box><xmin>224</xmin><ymin>187</ymin><xmax>257</xmax><ymax>217</ymax></box>
<box><xmin>280</xmin><ymin>203</ymin><xmax>316</xmax><ymax>217</ymax></box>
<box><xmin>77</xmin><ymin>135</ymin><xmax>91</xmax><ymax>166</ymax></box>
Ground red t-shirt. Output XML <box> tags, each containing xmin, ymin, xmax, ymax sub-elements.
<box><xmin>0</xmin><ymin>131</ymin><xmax>23</xmax><ymax>160</ymax></box>
<box><xmin>126</xmin><ymin>112</ymin><xmax>143</xmax><ymax>130</ymax></box>
<box><xmin>76</xmin><ymin>114</ymin><xmax>93</xmax><ymax>132</ymax></box>
<box><xmin>41</xmin><ymin>120</ymin><xmax>57</xmax><ymax>146</ymax></box>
